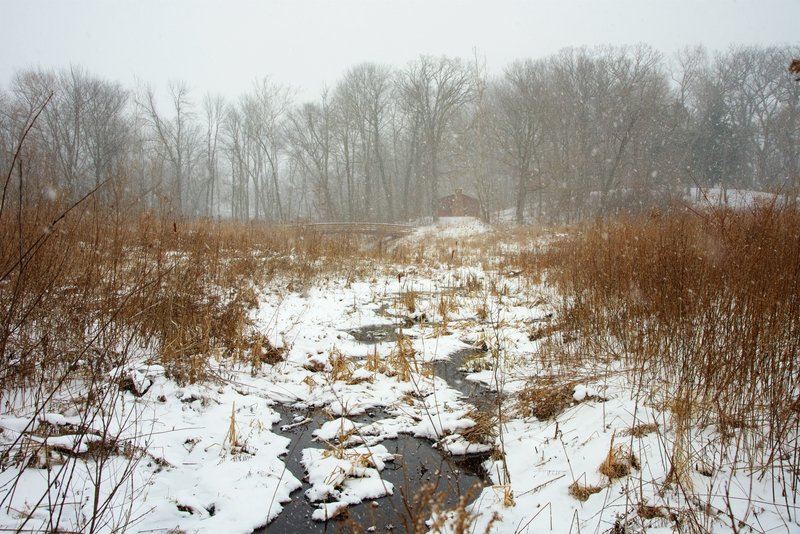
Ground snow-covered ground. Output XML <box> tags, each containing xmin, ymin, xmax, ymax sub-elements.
<box><xmin>0</xmin><ymin>218</ymin><xmax>796</xmax><ymax>533</ymax></box>
<box><xmin>686</xmin><ymin>186</ymin><xmax>795</xmax><ymax>209</ymax></box>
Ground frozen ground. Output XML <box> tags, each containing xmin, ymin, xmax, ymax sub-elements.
<box><xmin>0</xmin><ymin>218</ymin><xmax>796</xmax><ymax>533</ymax></box>
<box><xmin>685</xmin><ymin>187</ymin><xmax>795</xmax><ymax>209</ymax></box>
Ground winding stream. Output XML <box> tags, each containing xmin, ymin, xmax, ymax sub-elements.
<box><xmin>259</xmin><ymin>331</ymin><xmax>493</xmax><ymax>532</ymax></box>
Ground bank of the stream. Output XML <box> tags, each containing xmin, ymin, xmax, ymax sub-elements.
<box><xmin>260</xmin><ymin>338</ymin><xmax>494</xmax><ymax>532</ymax></box>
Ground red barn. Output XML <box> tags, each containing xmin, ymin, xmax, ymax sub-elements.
<box><xmin>437</xmin><ymin>189</ymin><xmax>481</xmax><ymax>218</ymax></box>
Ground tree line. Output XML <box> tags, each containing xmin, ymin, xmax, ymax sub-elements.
<box><xmin>1</xmin><ymin>44</ymin><xmax>798</xmax><ymax>224</ymax></box>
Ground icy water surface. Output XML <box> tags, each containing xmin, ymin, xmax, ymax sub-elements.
<box><xmin>259</xmin><ymin>348</ymin><xmax>494</xmax><ymax>533</ymax></box>
<box><xmin>345</xmin><ymin>324</ymin><xmax>399</xmax><ymax>344</ymax></box>
<box><xmin>261</xmin><ymin>407</ymin><xmax>486</xmax><ymax>532</ymax></box>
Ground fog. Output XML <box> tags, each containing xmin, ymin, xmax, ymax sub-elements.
<box><xmin>1</xmin><ymin>0</ymin><xmax>794</xmax><ymax>101</ymax></box>
<box><xmin>0</xmin><ymin>1</ymin><xmax>798</xmax><ymax>223</ymax></box>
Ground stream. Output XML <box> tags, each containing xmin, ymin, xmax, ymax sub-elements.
<box><xmin>258</xmin><ymin>329</ymin><xmax>494</xmax><ymax>532</ymax></box>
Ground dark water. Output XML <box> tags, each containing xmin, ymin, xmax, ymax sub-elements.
<box><xmin>435</xmin><ymin>348</ymin><xmax>500</xmax><ymax>414</ymax></box>
<box><xmin>346</xmin><ymin>324</ymin><xmax>399</xmax><ymax>344</ymax></box>
<box><xmin>258</xmin><ymin>347</ymin><xmax>495</xmax><ymax>533</ymax></box>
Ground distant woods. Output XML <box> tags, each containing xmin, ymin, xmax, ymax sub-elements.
<box><xmin>1</xmin><ymin>44</ymin><xmax>798</xmax><ymax>224</ymax></box>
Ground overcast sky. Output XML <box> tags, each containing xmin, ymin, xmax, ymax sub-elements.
<box><xmin>0</xmin><ymin>0</ymin><xmax>797</xmax><ymax>102</ymax></box>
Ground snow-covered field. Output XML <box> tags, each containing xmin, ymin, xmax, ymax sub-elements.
<box><xmin>1</xmin><ymin>218</ymin><xmax>797</xmax><ymax>533</ymax></box>
<box><xmin>686</xmin><ymin>186</ymin><xmax>797</xmax><ymax>209</ymax></box>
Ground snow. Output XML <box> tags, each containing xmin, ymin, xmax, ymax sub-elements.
<box><xmin>29</xmin><ymin>433</ymin><xmax>101</xmax><ymax>453</ymax></box>
<box><xmin>303</xmin><ymin>444</ymin><xmax>395</xmax><ymax>520</ymax></box>
<box><xmin>0</xmin><ymin>370</ymin><xmax>303</xmax><ymax>533</ymax></box>
<box><xmin>413</xmin><ymin>216</ymin><xmax>490</xmax><ymax>239</ymax></box>
<box><xmin>0</xmin><ymin>415</ymin><xmax>35</xmax><ymax>434</ymax></box>
<box><xmin>313</xmin><ymin>417</ymin><xmax>360</xmax><ymax>442</ymax></box>
<box><xmin>686</xmin><ymin>186</ymin><xmax>795</xmax><ymax>209</ymax></box>
<box><xmin>572</xmin><ymin>384</ymin><xmax>598</xmax><ymax>402</ymax></box>
<box><xmin>1</xmin><ymin>217</ymin><xmax>796</xmax><ymax>533</ymax></box>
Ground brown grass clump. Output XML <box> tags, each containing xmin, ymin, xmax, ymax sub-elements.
<box><xmin>600</xmin><ymin>452</ymin><xmax>631</xmax><ymax>480</ymax></box>
<box><xmin>568</xmin><ymin>480</ymin><xmax>604</xmax><ymax>501</ymax></box>
<box><xmin>599</xmin><ymin>432</ymin><xmax>637</xmax><ymax>480</ymax></box>
<box><xmin>637</xmin><ymin>502</ymin><xmax>670</xmax><ymax>520</ymax></box>
<box><xmin>527</xmin><ymin>322</ymin><xmax>559</xmax><ymax>342</ymax></box>
<box><xmin>436</xmin><ymin>294</ymin><xmax>457</xmax><ymax>324</ymax></box>
<box><xmin>515</xmin><ymin>378</ymin><xmax>579</xmax><ymax>420</ymax></box>
<box><xmin>386</xmin><ymin>333</ymin><xmax>417</xmax><ymax>381</ymax></box>
<box><xmin>328</xmin><ymin>347</ymin><xmax>353</xmax><ymax>382</ymax></box>
<box><xmin>624</xmin><ymin>423</ymin><xmax>659</xmax><ymax>438</ymax></box>
<box><xmin>462</xmin><ymin>409</ymin><xmax>498</xmax><ymax>444</ymax></box>
<box><xmin>248</xmin><ymin>334</ymin><xmax>285</xmax><ymax>370</ymax></box>
<box><xmin>511</xmin><ymin>203</ymin><xmax>800</xmax><ymax>472</ymax></box>
<box><xmin>400</xmin><ymin>481</ymin><xmax>494</xmax><ymax>534</ymax></box>
<box><xmin>398</xmin><ymin>289</ymin><xmax>418</xmax><ymax>313</ymax></box>
<box><xmin>463</xmin><ymin>272</ymin><xmax>483</xmax><ymax>294</ymax></box>
<box><xmin>362</xmin><ymin>347</ymin><xmax>384</xmax><ymax>374</ymax></box>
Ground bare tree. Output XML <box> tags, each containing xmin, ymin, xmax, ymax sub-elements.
<box><xmin>11</xmin><ymin>68</ymin><xmax>85</xmax><ymax>196</ymax></box>
<box><xmin>6</xmin><ymin>68</ymin><xmax>131</xmax><ymax>205</ymax></box>
<box><xmin>138</xmin><ymin>80</ymin><xmax>200</xmax><ymax>214</ymax></box>
<box><xmin>494</xmin><ymin>59</ymin><xmax>547</xmax><ymax>223</ymax></box>
<box><xmin>286</xmin><ymin>94</ymin><xmax>337</xmax><ymax>220</ymax></box>
<box><xmin>231</xmin><ymin>79</ymin><xmax>291</xmax><ymax>221</ymax></box>
<box><xmin>202</xmin><ymin>93</ymin><xmax>224</xmax><ymax>217</ymax></box>
<box><xmin>335</xmin><ymin>63</ymin><xmax>395</xmax><ymax>221</ymax></box>
<box><xmin>388</xmin><ymin>85</ymin><xmax>424</xmax><ymax>221</ymax></box>
<box><xmin>2</xmin><ymin>45</ymin><xmax>798</xmax><ymax>224</ymax></box>
<box><xmin>400</xmin><ymin>56</ymin><xmax>472</xmax><ymax>218</ymax></box>
<box><xmin>781</xmin><ymin>51</ymin><xmax>800</xmax><ymax>205</ymax></box>
<box><xmin>222</xmin><ymin>105</ymin><xmax>248</xmax><ymax>220</ymax></box>
<box><xmin>81</xmin><ymin>77</ymin><xmax>129</xmax><ymax>201</ymax></box>
<box><xmin>456</xmin><ymin>51</ymin><xmax>497</xmax><ymax>223</ymax></box>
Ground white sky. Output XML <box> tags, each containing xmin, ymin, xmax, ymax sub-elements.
<box><xmin>0</xmin><ymin>0</ymin><xmax>797</xmax><ymax>102</ymax></box>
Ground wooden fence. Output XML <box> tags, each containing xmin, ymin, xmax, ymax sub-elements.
<box><xmin>303</xmin><ymin>222</ymin><xmax>414</xmax><ymax>238</ymax></box>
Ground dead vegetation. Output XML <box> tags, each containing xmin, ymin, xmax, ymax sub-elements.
<box><xmin>508</xmin><ymin>203</ymin><xmax>800</xmax><ymax>475</ymax></box>
<box><xmin>514</xmin><ymin>378</ymin><xmax>586</xmax><ymax>420</ymax></box>
<box><xmin>622</xmin><ymin>423</ymin><xmax>659</xmax><ymax>438</ymax></box>
<box><xmin>398</xmin><ymin>481</ymin><xmax>496</xmax><ymax>534</ymax></box>
<box><xmin>3</xmin><ymin>147</ymin><xmax>799</xmax><ymax>534</ymax></box>
<box><xmin>599</xmin><ymin>432</ymin><xmax>638</xmax><ymax>480</ymax></box>
<box><xmin>0</xmin><ymin>165</ymin><xmax>408</xmax><ymax>531</ymax></box>
<box><xmin>568</xmin><ymin>480</ymin><xmax>604</xmax><ymax>501</ymax></box>
<box><xmin>1</xmin><ymin>204</ymin><xmax>402</xmax><ymax>391</ymax></box>
<box><xmin>385</xmin><ymin>333</ymin><xmax>418</xmax><ymax>381</ymax></box>
<box><xmin>462</xmin><ymin>408</ymin><xmax>498</xmax><ymax>444</ymax></box>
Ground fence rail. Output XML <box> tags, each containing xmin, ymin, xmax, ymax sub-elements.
<box><xmin>303</xmin><ymin>222</ymin><xmax>414</xmax><ymax>238</ymax></box>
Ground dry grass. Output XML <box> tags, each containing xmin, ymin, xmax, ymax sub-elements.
<box><xmin>328</xmin><ymin>347</ymin><xmax>354</xmax><ymax>382</ymax></box>
<box><xmin>4</xmin><ymin>150</ymin><xmax>799</xmax><ymax>532</ymax></box>
<box><xmin>599</xmin><ymin>451</ymin><xmax>631</xmax><ymax>480</ymax></box>
<box><xmin>399</xmin><ymin>481</ymin><xmax>496</xmax><ymax>534</ymax></box>
<box><xmin>363</xmin><ymin>347</ymin><xmax>384</xmax><ymax>374</ymax></box>
<box><xmin>568</xmin><ymin>480</ymin><xmax>604</xmax><ymax>501</ymax></box>
<box><xmin>462</xmin><ymin>408</ymin><xmax>498</xmax><ymax>444</ymax></box>
<box><xmin>436</xmin><ymin>294</ymin><xmax>457</xmax><ymax>325</ymax></box>
<box><xmin>398</xmin><ymin>289</ymin><xmax>418</xmax><ymax>314</ymax></box>
<box><xmin>623</xmin><ymin>423</ymin><xmax>659</xmax><ymax>438</ymax></box>
<box><xmin>599</xmin><ymin>432</ymin><xmax>636</xmax><ymax>480</ymax></box>
<box><xmin>637</xmin><ymin>503</ymin><xmax>670</xmax><ymax>521</ymax></box>
<box><xmin>514</xmin><ymin>378</ymin><xmax>580</xmax><ymax>420</ymax></box>
<box><xmin>386</xmin><ymin>333</ymin><xmax>417</xmax><ymax>381</ymax></box>
<box><xmin>0</xmin><ymin>173</ymin><xmax>409</xmax><ymax>528</ymax></box>
<box><xmin>460</xmin><ymin>351</ymin><xmax>493</xmax><ymax>372</ymax></box>
<box><xmin>509</xmin><ymin>203</ymin><xmax>800</xmax><ymax>474</ymax></box>
<box><xmin>0</xmin><ymin>203</ymin><xmax>402</xmax><ymax>389</ymax></box>
<box><xmin>249</xmin><ymin>333</ymin><xmax>286</xmax><ymax>367</ymax></box>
